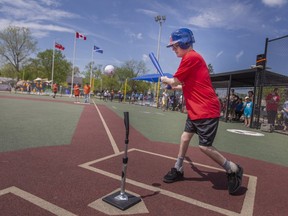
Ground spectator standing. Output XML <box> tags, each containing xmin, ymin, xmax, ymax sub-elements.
<box><xmin>282</xmin><ymin>96</ymin><xmax>288</xmax><ymax>131</ymax></box>
<box><xmin>118</xmin><ymin>90</ymin><xmax>123</xmax><ymax>102</ymax></box>
<box><xmin>103</xmin><ymin>90</ymin><xmax>108</xmax><ymax>102</ymax></box>
<box><xmin>229</xmin><ymin>94</ymin><xmax>239</xmax><ymax>121</ymax></box>
<box><xmin>52</xmin><ymin>83</ymin><xmax>58</xmax><ymax>98</ymax></box>
<box><xmin>162</xmin><ymin>89</ymin><xmax>169</xmax><ymax>111</ymax></box>
<box><xmin>266</xmin><ymin>88</ymin><xmax>280</xmax><ymax>126</ymax></box>
<box><xmin>235</xmin><ymin>98</ymin><xmax>244</xmax><ymax>121</ymax></box>
<box><xmin>248</xmin><ymin>90</ymin><xmax>254</xmax><ymax>101</ymax></box>
<box><xmin>27</xmin><ymin>83</ymin><xmax>31</xmax><ymax>94</ymax></box>
<box><xmin>243</xmin><ymin>96</ymin><xmax>253</xmax><ymax>127</ymax></box>
<box><xmin>83</xmin><ymin>83</ymin><xmax>91</xmax><ymax>103</ymax></box>
<box><xmin>74</xmin><ymin>83</ymin><xmax>80</xmax><ymax>103</ymax></box>
<box><xmin>110</xmin><ymin>90</ymin><xmax>114</xmax><ymax>102</ymax></box>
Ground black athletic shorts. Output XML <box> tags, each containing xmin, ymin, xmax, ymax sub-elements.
<box><xmin>184</xmin><ymin>117</ymin><xmax>219</xmax><ymax>146</ymax></box>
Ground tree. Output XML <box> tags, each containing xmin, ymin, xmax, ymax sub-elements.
<box><xmin>0</xmin><ymin>63</ymin><xmax>18</xmax><ymax>79</ymax></box>
<box><xmin>122</xmin><ymin>60</ymin><xmax>148</xmax><ymax>76</ymax></box>
<box><xmin>93</xmin><ymin>60</ymin><xmax>150</xmax><ymax>94</ymax></box>
<box><xmin>23</xmin><ymin>49</ymin><xmax>71</xmax><ymax>84</ymax></box>
<box><xmin>0</xmin><ymin>26</ymin><xmax>37</xmax><ymax>79</ymax></box>
<box><xmin>119</xmin><ymin>60</ymin><xmax>149</xmax><ymax>93</ymax></box>
<box><xmin>82</xmin><ymin>62</ymin><xmax>99</xmax><ymax>83</ymax></box>
<box><xmin>208</xmin><ymin>63</ymin><xmax>214</xmax><ymax>74</ymax></box>
<box><xmin>73</xmin><ymin>66</ymin><xmax>81</xmax><ymax>77</ymax></box>
<box><xmin>101</xmin><ymin>73</ymin><xmax>119</xmax><ymax>91</ymax></box>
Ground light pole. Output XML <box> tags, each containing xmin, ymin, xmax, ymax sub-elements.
<box><xmin>154</xmin><ymin>15</ymin><xmax>166</xmax><ymax>108</ymax></box>
<box><xmin>155</xmin><ymin>15</ymin><xmax>166</xmax><ymax>61</ymax></box>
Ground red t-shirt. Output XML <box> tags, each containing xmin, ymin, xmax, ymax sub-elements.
<box><xmin>74</xmin><ymin>85</ymin><xmax>80</xmax><ymax>96</ymax></box>
<box><xmin>174</xmin><ymin>50</ymin><xmax>220</xmax><ymax>120</ymax></box>
<box><xmin>266</xmin><ymin>93</ymin><xmax>280</xmax><ymax>111</ymax></box>
<box><xmin>83</xmin><ymin>85</ymin><xmax>90</xmax><ymax>94</ymax></box>
<box><xmin>53</xmin><ymin>84</ymin><xmax>58</xmax><ymax>93</ymax></box>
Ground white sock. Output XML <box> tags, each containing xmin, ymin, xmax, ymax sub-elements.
<box><xmin>230</xmin><ymin>162</ymin><xmax>238</xmax><ymax>173</ymax></box>
<box><xmin>222</xmin><ymin>160</ymin><xmax>238</xmax><ymax>173</ymax></box>
<box><xmin>175</xmin><ymin>157</ymin><xmax>184</xmax><ymax>172</ymax></box>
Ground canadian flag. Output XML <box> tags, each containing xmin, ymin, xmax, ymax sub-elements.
<box><xmin>76</xmin><ymin>32</ymin><xmax>87</xmax><ymax>40</ymax></box>
<box><xmin>55</xmin><ymin>42</ymin><xmax>65</xmax><ymax>50</ymax></box>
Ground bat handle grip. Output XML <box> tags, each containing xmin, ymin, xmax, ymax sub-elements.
<box><xmin>124</xmin><ymin>112</ymin><xmax>129</xmax><ymax>142</ymax></box>
<box><xmin>166</xmin><ymin>85</ymin><xmax>172</xmax><ymax>90</ymax></box>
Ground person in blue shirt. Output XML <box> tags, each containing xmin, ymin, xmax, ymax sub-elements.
<box><xmin>235</xmin><ymin>98</ymin><xmax>244</xmax><ymax>121</ymax></box>
<box><xmin>243</xmin><ymin>96</ymin><xmax>253</xmax><ymax>127</ymax></box>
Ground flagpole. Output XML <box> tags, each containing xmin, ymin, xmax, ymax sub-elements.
<box><xmin>51</xmin><ymin>40</ymin><xmax>55</xmax><ymax>89</ymax></box>
<box><xmin>71</xmin><ymin>33</ymin><xmax>77</xmax><ymax>97</ymax></box>
<box><xmin>89</xmin><ymin>46</ymin><xmax>94</xmax><ymax>101</ymax></box>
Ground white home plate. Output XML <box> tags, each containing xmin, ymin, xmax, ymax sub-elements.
<box><xmin>227</xmin><ymin>129</ymin><xmax>265</xmax><ymax>136</ymax></box>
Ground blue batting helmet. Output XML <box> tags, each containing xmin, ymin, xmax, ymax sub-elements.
<box><xmin>166</xmin><ymin>28</ymin><xmax>195</xmax><ymax>49</ymax></box>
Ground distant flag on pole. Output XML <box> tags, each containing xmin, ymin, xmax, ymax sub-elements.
<box><xmin>93</xmin><ymin>45</ymin><xmax>103</xmax><ymax>54</ymax></box>
<box><xmin>76</xmin><ymin>32</ymin><xmax>87</xmax><ymax>40</ymax></box>
<box><xmin>55</xmin><ymin>42</ymin><xmax>65</xmax><ymax>51</ymax></box>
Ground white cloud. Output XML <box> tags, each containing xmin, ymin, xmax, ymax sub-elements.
<box><xmin>40</xmin><ymin>0</ymin><xmax>60</xmax><ymax>7</ymax></box>
<box><xmin>137</xmin><ymin>33</ymin><xmax>143</xmax><ymax>40</ymax></box>
<box><xmin>187</xmin><ymin>2</ymin><xmax>259</xmax><ymax>31</ymax></box>
<box><xmin>262</xmin><ymin>0</ymin><xmax>287</xmax><ymax>7</ymax></box>
<box><xmin>188</xmin><ymin>11</ymin><xmax>223</xmax><ymax>28</ymax></box>
<box><xmin>0</xmin><ymin>0</ymin><xmax>76</xmax><ymax>21</ymax></box>
<box><xmin>0</xmin><ymin>0</ymin><xmax>78</xmax><ymax>37</ymax></box>
<box><xmin>124</xmin><ymin>29</ymin><xmax>143</xmax><ymax>41</ymax></box>
<box><xmin>216</xmin><ymin>51</ymin><xmax>224</xmax><ymax>58</ymax></box>
<box><xmin>142</xmin><ymin>54</ymin><xmax>149</xmax><ymax>62</ymax></box>
<box><xmin>0</xmin><ymin>18</ymin><xmax>74</xmax><ymax>38</ymax></box>
<box><xmin>274</xmin><ymin>16</ymin><xmax>282</xmax><ymax>22</ymax></box>
<box><xmin>236</xmin><ymin>50</ymin><xmax>244</xmax><ymax>62</ymax></box>
<box><xmin>136</xmin><ymin>9</ymin><xmax>158</xmax><ymax>17</ymax></box>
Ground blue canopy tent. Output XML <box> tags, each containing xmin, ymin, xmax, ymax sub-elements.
<box><xmin>129</xmin><ymin>73</ymin><xmax>175</xmax><ymax>109</ymax></box>
<box><xmin>131</xmin><ymin>73</ymin><xmax>173</xmax><ymax>82</ymax></box>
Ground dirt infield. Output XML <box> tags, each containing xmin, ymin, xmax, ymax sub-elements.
<box><xmin>0</xmin><ymin>94</ymin><xmax>288</xmax><ymax>215</ymax></box>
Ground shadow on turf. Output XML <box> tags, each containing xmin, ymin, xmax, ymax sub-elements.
<box><xmin>140</xmin><ymin>191</ymin><xmax>161</xmax><ymax>199</ymax></box>
<box><xmin>184</xmin><ymin>157</ymin><xmax>247</xmax><ymax>196</ymax></box>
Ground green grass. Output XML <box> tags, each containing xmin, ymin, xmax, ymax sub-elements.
<box><xmin>0</xmin><ymin>96</ymin><xmax>83</xmax><ymax>152</ymax></box>
<box><xmin>95</xmin><ymin>99</ymin><xmax>288</xmax><ymax>167</ymax></box>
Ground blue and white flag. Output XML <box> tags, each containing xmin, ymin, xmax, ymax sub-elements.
<box><xmin>94</xmin><ymin>46</ymin><xmax>103</xmax><ymax>54</ymax></box>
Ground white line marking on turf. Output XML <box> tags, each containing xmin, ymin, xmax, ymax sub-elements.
<box><xmin>0</xmin><ymin>186</ymin><xmax>77</xmax><ymax>216</ymax></box>
<box><xmin>241</xmin><ymin>176</ymin><xmax>257</xmax><ymax>216</ymax></box>
<box><xmin>79</xmin><ymin>148</ymin><xmax>257</xmax><ymax>216</ymax></box>
<box><xmin>227</xmin><ymin>129</ymin><xmax>264</xmax><ymax>136</ymax></box>
<box><xmin>92</xmin><ymin>100</ymin><xmax>120</xmax><ymax>154</ymax></box>
<box><xmin>155</xmin><ymin>112</ymin><xmax>165</xmax><ymax>115</ymax></box>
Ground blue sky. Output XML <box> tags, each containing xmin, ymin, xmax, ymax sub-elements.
<box><xmin>0</xmin><ymin>0</ymin><xmax>288</xmax><ymax>75</ymax></box>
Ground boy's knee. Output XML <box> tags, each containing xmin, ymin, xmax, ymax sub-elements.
<box><xmin>181</xmin><ymin>132</ymin><xmax>193</xmax><ymax>143</ymax></box>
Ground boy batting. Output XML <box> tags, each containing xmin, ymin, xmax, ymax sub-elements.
<box><xmin>160</xmin><ymin>28</ymin><xmax>243</xmax><ymax>195</ymax></box>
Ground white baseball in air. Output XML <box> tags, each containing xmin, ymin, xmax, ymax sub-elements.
<box><xmin>104</xmin><ymin>65</ymin><xmax>115</xmax><ymax>75</ymax></box>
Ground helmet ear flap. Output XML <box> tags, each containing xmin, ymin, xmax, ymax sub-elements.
<box><xmin>178</xmin><ymin>42</ymin><xmax>191</xmax><ymax>49</ymax></box>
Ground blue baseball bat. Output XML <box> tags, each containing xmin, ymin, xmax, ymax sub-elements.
<box><xmin>149</xmin><ymin>52</ymin><xmax>172</xmax><ymax>89</ymax></box>
<box><xmin>149</xmin><ymin>52</ymin><xmax>164</xmax><ymax>76</ymax></box>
